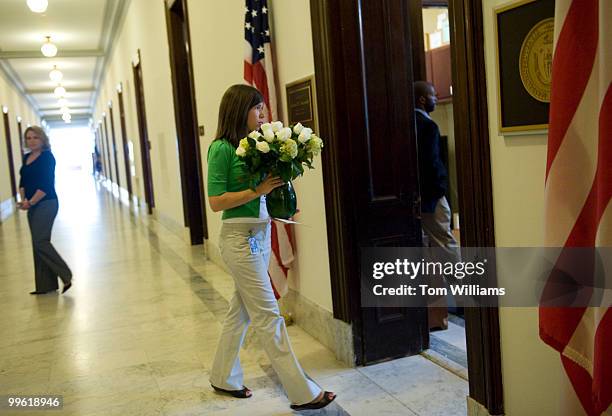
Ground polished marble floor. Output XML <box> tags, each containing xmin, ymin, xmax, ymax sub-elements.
<box><xmin>0</xmin><ymin>173</ymin><xmax>468</xmax><ymax>415</ymax></box>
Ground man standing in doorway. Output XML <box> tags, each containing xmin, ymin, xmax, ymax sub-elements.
<box><xmin>414</xmin><ymin>80</ymin><xmax>459</xmax><ymax>330</ymax></box>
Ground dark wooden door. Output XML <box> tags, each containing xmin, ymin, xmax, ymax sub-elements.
<box><xmin>16</xmin><ymin>120</ymin><xmax>23</xmax><ymax>159</ymax></box>
<box><xmin>117</xmin><ymin>88</ymin><xmax>133</xmax><ymax>198</ymax></box>
<box><xmin>3</xmin><ymin>111</ymin><xmax>17</xmax><ymax>199</ymax></box>
<box><xmin>96</xmin><ymin>127</ymin><xmax>108</xmax><ymax>179</ymax></box>
<box><xmin>108</xmin><ymin>105</ymin><xmax>121</xmax><ymax>191</ymax></box>
<box><xmin>165</xmin><ymin>0</ymin><xmax>207</xmax><ymax>244</ymax></box>
<box><xmin>132</xmin><ymin>51</ymin><xmax>155</xmax><ymax>214</ymax></box>
<box><xmin>311</xmin><ymin>0</ymin><xmax>427</xmax><ymax>364</ymax></box>
<box><xmin>102</xmin><ymin>115</ymin><xmax>114</xmax><ymax>185</ymax></box>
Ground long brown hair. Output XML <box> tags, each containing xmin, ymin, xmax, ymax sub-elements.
<box><xmin>215</xmin><ymin>84</ymin><xmax>263</xmax><ymax>147</ymax></box>
<box><xmin>24</xmin><ymin>126</ymin><xmax>51</xmax><ymax>150</ymax></box>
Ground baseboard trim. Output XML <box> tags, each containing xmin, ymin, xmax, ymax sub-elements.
<box><xmin>467</xmin><ymin>397</ymin><xmax>503</xmax><ymax>416</ymax></box>
<box><xmin>152</xmin><ymin>209</ymin><xmax>189</xmax><ymax>243</ymax></box>
<box><xmin>279</xmin><ymin>288</ymin><xmax>355</xmax><ymax>366</ymax></box>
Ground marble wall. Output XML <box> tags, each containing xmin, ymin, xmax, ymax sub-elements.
<box><xmin>279</xmin><ymin>289</ymin><xmax>355</xmax><ymax>366</ymax></box>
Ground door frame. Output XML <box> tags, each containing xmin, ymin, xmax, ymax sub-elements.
<box><xmin>117</xmin><ymin>85</ymin><xmax>133</xmax><ymax>199</ymax></box>
<box><xmin>16</xmin><ymin>119</ymin><xmax>23</xmax><ymax>159</ymax></box>
<box><xmin>108</xmin><ymin>102</ymin><xmax>122</xmax><ymax>194</ymax></box>
<box><xmin>102</xmin><ymin>113</ymin><xmax>114</xmax><ymax>186</ymax></box>
<box><xmin>132</xmin><ymin>49</ymin><xmax>155</xmax><ymax>215</ymax></box>
<box><xmin>310</xmin><ymin>0</ymin><xmax>503</xmax><ymax>413</ymax></box>
<box><xmin>96</xmin><ymin>126</ymin><xmax>109</xmax><ymax>181</ymax></box>
<box><xmin>164</xmin><ymin>0</ymin><xmax>208</xmax><ymax>244</ymax></box>
<box><xmin>2</xmin><ymin>110</ymin><xmax>17</xmax><ymax>200</ymax></box>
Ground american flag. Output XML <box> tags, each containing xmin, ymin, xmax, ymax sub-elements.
<box><xmin>539</xmin><ymin>1</ymin><xmax>611</xmax><ymax>415</ymax></box>
<box><xmin>244</xmin><ymin>0</ymin><xmax>278</xmax><ymax>121</ymax></box>
<box><xmin>244</xmin><ymin>0</ymin><xmax>293</xmax><ymax>298</ymax></box>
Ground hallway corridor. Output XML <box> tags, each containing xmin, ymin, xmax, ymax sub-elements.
<box><xmin>0</xmin><ymin>174</ymin><xmax>468</xmax><ymax>416</ymax></box>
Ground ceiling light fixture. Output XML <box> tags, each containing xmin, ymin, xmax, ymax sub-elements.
<box><xmin>62</xmin><ymin>113</ymin><xmax>71</xmax><ymax>122</ymax></box>
<box><xmin>27</xmin><ymin>0</ymin><xmax>48</xmax><ymax>13</ymax></box>
<box><xmin>57</xmin><ymin>98</ymin><xmax>68</xmax><ymax>106</ymax></box>
<box><xmin>49</xmin><ymin>65</ymin><xmax>63</xmax><ymax>83</ymax></box>
<box><xmin>54</xmin><ymin>85</ymin><xmax>66</xmax><ymax>98</ymax></box>
<box><xmin>60</xmin><ymin>106</ymin><xmax>70</xmax><ymax>114</ymax></box>
<box><xmin>41</xmin><ymin>36</ymin><xmax>57</xmax><ymax>57</ymax></box>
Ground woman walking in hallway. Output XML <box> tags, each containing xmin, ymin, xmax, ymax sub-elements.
<box><xmin>207</xmin><ymin>84</ymin><xmax>336</xmax><ymax>411</ymax></box>
<box><xmin>18</xmin><ymin>126</ymin><xmax>72</xmax><ymax>295</ymax></box>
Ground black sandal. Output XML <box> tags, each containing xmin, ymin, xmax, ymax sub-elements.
<box><xmin>211</xmin><ymin>384</ymin><xmax>252</xmax><ymax>398</ymax></box>
<box><xmin>290</xmin><ymin>391</ymin><xmax>336</xmax><ymax>410</ymax></box>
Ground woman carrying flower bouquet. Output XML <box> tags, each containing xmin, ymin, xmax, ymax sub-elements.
<box><xmin>207</xmin><ymin>84</ymin><xmax>336</xmax><ymax>411</ymax></box>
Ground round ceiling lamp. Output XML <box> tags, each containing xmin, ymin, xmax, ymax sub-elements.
<box><xmin>57</xmin><ymin>98</ymin><xmax>68</xmax><ymax>106</ymax></box>
<box><xmin>49</xmin><ymin>65</ymin><xmax>63</xmax><ymax>83</ymax></box>
<box><xmin>54</xmin><ymin>85</ymin><xmax>66</xmax><ymax>98</ymax></box>
<box><xmin>27</xmin><ymin>0</ymin><xmax>48</xmax><ymax>13</ymax></box>
<box><xmin>62</xmin><ymin>113</ymin><xmax>71</xmax><ymax>122</ymax></box>
<box><xmin>60</xmin><ymin>106</ymin><xmax>70</xmax><ymax>114</ymax></box>
<box><xmin>41</xmin><ymin>36</ymin><xmax>57</xmax><ymax>57</ymax></box>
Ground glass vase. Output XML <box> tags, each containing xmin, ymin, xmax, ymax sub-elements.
<box><xmin>266</xmin><ymin>181</ymin><xmax>297</xmax><ymax>219</ymax></box>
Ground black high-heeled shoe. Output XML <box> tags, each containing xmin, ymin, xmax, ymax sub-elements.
<box><xmin>62</xmin><ymin>282</ymin><xmax>72</xmax><ymax>294</ymax></box>
<box><xmin>211</xmin><ymin>384</ymin><xmax>252</xmax><ymax>398</ymax></box>
<box><xmin>290</xmin><ymin>391</ymin><xmax>336</xmax><ymax>410</ymax></box>
<box><xmin>29</xmin><ymin>290</ymin><xmax>55</xmax><ymax>295</ymax></box>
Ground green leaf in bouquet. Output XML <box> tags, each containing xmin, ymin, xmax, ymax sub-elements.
<box><xmin>292</xmin><ymin>160</ymin><xmax>304</xmax><ymax>178</ymax></box>
<box><xmin>278</xmin><ymin>162</ymin><xmax>293</xmax><ymax>182</ymax></box>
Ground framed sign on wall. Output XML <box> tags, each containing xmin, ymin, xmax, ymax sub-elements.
<box><xmin>285</xmin><ymin>75</ymin><xmax>317</xmax><ymax>130</ymax></box>
<box><xmin>494</xmin><ymin>0</ymin><xmax>555</xmax><ymax>133</ymax></box>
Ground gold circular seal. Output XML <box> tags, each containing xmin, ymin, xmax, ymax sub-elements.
<box><xmin>519</xmin><ymin>18</ymin><xmax>554</xmax><ymax>102</ymax></box>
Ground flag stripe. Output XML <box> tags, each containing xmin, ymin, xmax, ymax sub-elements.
<box><xmin>593</xmin><ymin>309</ymin><xmax>612</xmax><ymax>413</ymax></box>
<box><xmin>546</xmin><ymin>0</ymin><xmax>598</xmax><ymax>178</ymax></box>
<box><xmin>244</xmin><ymin>60</ymin><xmax>272</xmax><ymax>116</ymax></box>
<box><xmin>595</xmin><ymin>85</ymin><xmax>612</xmax><ymax>221</ymax></box>
<box><xmin>561</xmin><ymin>355</ymin><xmax>598</xmax><ymax>416</ymax></box>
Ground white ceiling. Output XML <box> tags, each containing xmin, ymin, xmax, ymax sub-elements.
<box><xmin>0</xmin><ymin>0</ymin><xmax>127</xmax><ymax>126</ymax></box>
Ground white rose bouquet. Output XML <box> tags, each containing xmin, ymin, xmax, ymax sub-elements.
<box><xmin>236</xmin><ymin>121</ymin><xmax>324</xmax><ymax>189</ymax></box>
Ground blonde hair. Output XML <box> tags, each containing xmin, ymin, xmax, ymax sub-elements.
<box><xmin>24</xmin><ymin>126</ymin><xmax>51</xmax><ymax>150</ymax></box>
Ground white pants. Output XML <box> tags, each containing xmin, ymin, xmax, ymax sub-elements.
<box><xmin>209</xmin><ymin>221</ymin><xmax>321</xmax><ymax>405</ymax></box>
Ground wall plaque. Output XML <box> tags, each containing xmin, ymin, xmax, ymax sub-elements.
<box><xmin>286</xmin><ymin>75</ymin><xmax>317</xmax><ymax>129</ymax></box>
<box><xmin>494</xmin><ymin>0</ymin><xmax>554</xmax><ymax>133</ymax></box>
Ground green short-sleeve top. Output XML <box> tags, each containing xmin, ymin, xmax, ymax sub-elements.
<box><xmin>207</xmin><ymin>139</ymin><xmax>260</xmax><ymax>220</ymax></box>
